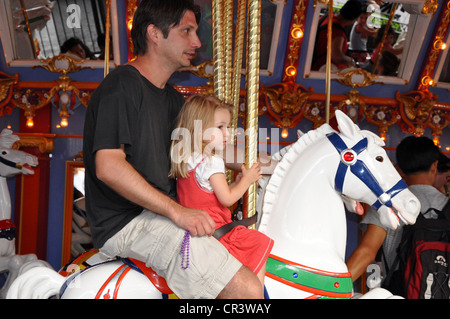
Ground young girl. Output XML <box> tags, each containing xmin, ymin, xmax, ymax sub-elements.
<box><xmin>170</xmin><ymin>94</ymin><xmax>274</xmax><ymax>287</ymax></box>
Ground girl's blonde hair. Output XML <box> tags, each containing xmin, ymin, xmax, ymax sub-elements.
<box><xmin>169</xmin><ymin>94</ymin><xmax>232</xmax><ymax>178</ymax></box>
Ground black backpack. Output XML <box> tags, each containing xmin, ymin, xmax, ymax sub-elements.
<box><xmin>383</xmin><ymin>199</ymin><xmax>450</xmax><ymax>299</ymax></box>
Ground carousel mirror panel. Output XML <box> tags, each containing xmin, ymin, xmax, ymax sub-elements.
<box><xmin>303</xmin><ymin>0</ymin><xmax>434</xmax><ymax>86</ymax></box>
<box><xmin>0</xmin><ymin>0</ymin><xmax>120</xmax><ymax>68</ymax></box>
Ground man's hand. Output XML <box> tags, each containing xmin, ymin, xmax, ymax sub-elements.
<box><xmin>171</xmin><ymin>206</ymin><xmax>216</xmax><ymax>237</ymax></box>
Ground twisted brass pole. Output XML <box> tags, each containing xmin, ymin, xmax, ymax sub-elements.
<box><xmin>371</xmin><ymin>3</ymin><xmax>398</xmax><ymax>74</ymax></box>
<box><xmin>244</xmin><ymin>0</ymin><xmax>261</xmax><ymax>223</ymax></box>
<box><xmin>212</xmin><ymin>0</ymin><xmax>225</xmax><ymax>100</ymax></box>
<box><xmin>230</xmin><ymin>0</ymin><xmax>247</xmax><ymax>144</ymax></box>
<box><xmin>223</xmin><ymin>0</ymin><xmax>234</xmax><ymax>104</ymax></box>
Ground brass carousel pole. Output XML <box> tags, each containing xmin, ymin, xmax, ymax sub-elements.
<box><xmin>325</xmin><ymin>0</ymin><xmax>333</xmax><ymax>124</ymax></box>
<box><xmin>212</xmin><ymin>0</ymin><xmax>225</xmax><ymax>100</ymax></box>
<box><xmin>244</xmin><ymin>0</ymin><xmax>261</xmax><ymax>224</ymax></box>
<box><xmin>231</xmin><ymin>0</ymin><xmax>247</xmax><ymax>142</ymax></box>
<box><xmin>371</xmin><ymin>3</ymin><xmax>398</xmax><ymax>74</ymax></box>
<box><xmin>104</xmin><ymin>0</ymin><xmax>111</xmax><ymax>77</ymax></box>
<box><xmin>223</xmin><ymin>0</ymin><xmax>235</xmax><ymax>184</ymax></box>
<box><xmin>223</xmin><ymin>0</ymin><xmax>234</xmax><ymax>103</ymax></box>
<box><xmin>19</xmin><ymin>0</ymin><xmax>37</xmax><ymax>58</ymax></box>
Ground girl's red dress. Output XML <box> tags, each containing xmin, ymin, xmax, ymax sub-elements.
<box><xmin>177</xmin><ymin>159</ymin><xmax>274</xmax><ymax>274</ymax></box>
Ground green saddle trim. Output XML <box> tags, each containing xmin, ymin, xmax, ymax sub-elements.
<box><xmin>266</xmin><ymin>255</ymin><xmax>353</xmax><ymax>298</ymax></box>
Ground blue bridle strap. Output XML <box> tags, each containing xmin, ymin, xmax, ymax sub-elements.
<box><xmin>326</xmin><ymin>133</ymin><xmax>407</xmax><ymax>211</ymax></box>
<box><xmin>0</xmin><ymin>155</ymin><xmax>21</xmax><ymax>169</ymax></box>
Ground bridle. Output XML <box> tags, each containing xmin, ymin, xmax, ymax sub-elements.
<box><xmin>0</xmin><ymin>152</ymin><xmax>24</xmax><ymax>173</ymax></box>
<box><xmin>326</xmin><ymin>132</ymin><xmax>407</xmax><ymax>213</ymax></box>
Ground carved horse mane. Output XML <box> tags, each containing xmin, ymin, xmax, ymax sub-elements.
<box><xmin>259</xmin><ymin>122</ymin><xmax>335</xmax><ymax>233</ymax></box>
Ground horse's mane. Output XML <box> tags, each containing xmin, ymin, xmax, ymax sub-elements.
<box><xmin>258</xmin><ymin>123</ymin><xmax>336</xmax><ymax>230</ymax></box>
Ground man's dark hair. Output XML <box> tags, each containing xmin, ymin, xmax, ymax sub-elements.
<box><xmin>396</xmin><ymin>136</ymin><xmax>443</xmax><ymax>175</ymax></box>
<box><xmin>339</xmin><ymin>0</ymin><xmax>363</xmax><ymax>21</ymax></box>
<box><xmin>131</xmin><ymin>0</ymin><xmax>201</xmax><ymax>56</ymax></box>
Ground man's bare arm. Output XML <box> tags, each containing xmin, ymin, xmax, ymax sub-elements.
<box><xmin>95</xmin><ymin>147</ymin><xmax>216</xmax><ymax>236</ymax></box>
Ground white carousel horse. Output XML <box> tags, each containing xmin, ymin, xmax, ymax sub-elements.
<box><xmin>7</xmin><ymin>111</ymin><xmax>421</xmax><ymax>299</ymax></box>
<box><xmin>0</xmin><ymin>129</ymin><xmax>50</xmax><ymax>299</ymax></box>
<box><xmin>258</xmin><ymin>110</ymin><xmax>420</xmax><ymax>298</ymax></box>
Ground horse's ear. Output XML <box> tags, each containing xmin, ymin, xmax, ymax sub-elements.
<box><xmin>0</xmin><ymin>129</ymin><xmax>19</xmax><ymax>148</ymax></box>
<box><xmin>335</xmin><ymin>110</ymin><xmax>359</xmax><ymax>138</ymax></box>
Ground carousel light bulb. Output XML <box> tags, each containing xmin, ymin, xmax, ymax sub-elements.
<box><xmin>285</xmin><ymin>66</ymin><xmax>297</xmax><ymax>77</ymax></box>
<box><xmin>434</xmin><ymin>39</ymin><xmax>447</xmax><ymax>50</ymax></box>
<box><xmin>380</xmin><ymin>133</ymin><xmax>386</xmax><ymax>142</ymax></box>
<box><xmin>421</xmin><ymin>76</ymin><xmax>434</xmax><ymax>86</ymax></box>
<box><xmin>127</xmin><ymin>18</ymin><xmax>133</xmax><ymax>31</ymax></box>
<box><xmin>60</xmin><ymin>117</ymin><xmax>69</xmax><ymax>127</ymax></box>
<box><xmin>26</xmin><ymin>116</ymin><xmax>34</xmax><ymax>127</ymax></box>
<box><xmin>433</xmin><ymin>136</ymin><xmax>440</xmax><ymax>146</ymax></box>
<box><xmin>291</xmin><ymin>26</ymin><xmax>303</xmax><ymax>39</ymax></box>
<box><xmin>281</xmin><ymin>128</ymin><xmax>289</xmax><ymax>139</ymax></box>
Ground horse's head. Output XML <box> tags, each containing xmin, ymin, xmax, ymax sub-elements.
<box><xmin>0</xmin><ymin>129</ymin><xmax>38</xmax><ymax>178</ymax></box>
<box><xmin>329</xmin><ymin>111</ymin><xmax>420</xmax><ymax>229</ymax></box>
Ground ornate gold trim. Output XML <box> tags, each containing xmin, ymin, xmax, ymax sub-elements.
<box><xmin>261</xmin><ymin>82</ymin><xmax>313</xmax><ymax>128</ymax></box>
<box><xmin>396</xmin><ymin>91</ymin><xmax>438</xmax><ymax>135</ymax></box>
<box><xmin>336</xmin><ymin>68</ymin><xmax>381</xmax><ymax>88</ymax></box>
<box><xmin>33</xmin><ymin>54</ymin><xmax>93</xmax><ymax>75</ymax></box>
<box><xmin>12</xmin><ymin>133</ymin><xmax>55</xmax><ymax>154</ymax></box>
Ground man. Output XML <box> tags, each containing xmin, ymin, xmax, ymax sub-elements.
<box><xmin>346</xmin><ymin>136</ymin><xmax>450</xmax><ymax>284</ymax></box>
<box><xmin>83</xmin><ymin>0</ymin><xmax>264</xmax><ymax>299</ymax></box>
<box><xmin>312</xmin><ymin>0</ymin><xmax>363</xmax><ymax>71</ymax></box>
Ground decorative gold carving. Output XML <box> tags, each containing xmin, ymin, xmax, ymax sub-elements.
<box><xmin>336</xmin><ymin>68</ymin><xmax>381</xmax><ymax>88</ymax></box>
<box><xmin>262</xmin><ymin>82</ymin><xmax>312</xmax><ymax>128</ymax></box>
<box><xmin>33</xmin><ymin>54</ymin><xmax>93</xmax><ymax>75</ymax></box>
<box><xmin>0</xmin><ymin>71</ymin><xmax>19</xmax><ymax>113</ymax></box>
<box><xmin>10</xmin><ymin>88</ymin><xmax>51</xmax><ymax>122</ymax></box>
<box><xmin>397</xmin><ymin>91</ymin><xmax>438</xmax><ymax>135</ymax></box>
<box><xmin>12</xmin><ymin>133</ymin><xmax>55</xmax><ymax>154</ymax></box>
<box><xmin>422</xmin><ymin>0</ymin><xmax>439</xmax><ymax>15</ymax></box>
<box><xmin>338</xmin><ymin>89</ymin><xmax>366</xmax><ymax>123</ymax></box>
<box><xmin>428</xmin><ymin>108</ymin><xmax>450</xmax><ymax>136</ymax></box>
<box><xmin>304</xmin><ymin>101</ymin><xmax>330</xmax><ymax>128</ymax></box>
<box><xmin>8</xmin><ymin>54</ymin><xmax>94</xmax><ymax>125</ymax></box>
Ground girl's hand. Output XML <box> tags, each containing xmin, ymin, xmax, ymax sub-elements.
<box><xmin>241</xmin><ymin>162</ymin><xmax>262</xmax><ymax>184</ymax></box>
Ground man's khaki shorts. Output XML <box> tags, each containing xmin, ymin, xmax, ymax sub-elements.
<box><xmin>100</xmin><ymin>210</ymin><xmax>242</xmax><ymax>299</ymax></box>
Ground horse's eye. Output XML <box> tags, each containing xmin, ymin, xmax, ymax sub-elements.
<box><xmin>1</xmin><ymin>151</ymin><xmax>6</xmax><ymax>155</ymax></box>
<box><xmin>376</xmin><ymin>156</ymin><xmax>384</xmax><ymax>162</ymax></box>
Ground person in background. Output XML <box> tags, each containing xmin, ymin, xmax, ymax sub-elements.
<box><xmin>311</xmin><ymin>0</ymin><xmax>363</xmax><ymax>71</ymax></box>
<box><xmin>346</xmin><ymin>136</ymin><xmax>450</xmax><ymax>287</ymax></box>
<box><xmin>348</xmin><ymin>10</ymin><xmax>378</xmax><ymax>64</ymax></box>
<box><xmin>369</xmin><ymin>24</ymin><xmax>403</xmax><ymax>69</ymax></box>
<box><xmin>61</xmin><ymin>37</ymin><xmax>96</xmax><ymax>60</ymax></box>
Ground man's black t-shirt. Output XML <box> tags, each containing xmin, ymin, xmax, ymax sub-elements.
<box><xmin>83</xmin><ymin>65</ymin><xmax>184</xmax><ymax>248</ymax></box>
